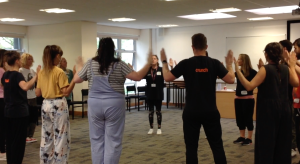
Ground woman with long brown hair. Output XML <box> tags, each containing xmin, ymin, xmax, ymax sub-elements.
<box><xmin>233</xmin><ymin>54</ymin><xmax>257</xmax><ymax>145</ymax></box>
<box><xmin>234</xmin><ymin>42</ymin><xmax>299</xmax><ymax>164</ymax></box>
<box><xmin>35</xmin><ymin>45</ymin><xmax>76</xmax><ymax>164</ymax></box>
<box><xmin>73</xmin><ymin>37</ymin><xmax>152</xmax><ymax>164</ymax></box>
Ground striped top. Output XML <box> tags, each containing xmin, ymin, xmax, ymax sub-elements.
<box><xmin>78</xmin><ymin>59</ymin><xmax>133</xmax><ymax>94</ymax></box>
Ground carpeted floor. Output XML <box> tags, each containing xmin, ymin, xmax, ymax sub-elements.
<box><xmin>1</xmin><ymin>106</ymin><xmax>300</xmax><ymax>164</ymax></box>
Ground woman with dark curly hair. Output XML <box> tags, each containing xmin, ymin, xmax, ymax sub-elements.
<box><xmin>234</xmin><ymin>42</ymin><xmax>299</xmax><ymax>164</ymax></box>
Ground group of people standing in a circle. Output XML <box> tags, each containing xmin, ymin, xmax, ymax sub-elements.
<box><xmin>1</xmin><ymin>33</ymin><xmax>300</xmax><ymax>164</ymax></box>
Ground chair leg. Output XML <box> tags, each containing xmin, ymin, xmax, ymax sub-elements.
<box><xmin>129</xmin><ymin>99</ymin><xmax>131</xmax><ymax>112</ymax></box>
<box><xmin>72</xmin><ymin>104</ymin><xmax>74</xmax><ymax>120</ymax></box>
<box><xmin>138</xmin><ymin>99</ymin><xmax>140</xmax><ymax>111</ymax></box>
<box><xmin>82</xmin><ymin>103</ymin><xmax>84</xmax><ymax>118</ymax></box>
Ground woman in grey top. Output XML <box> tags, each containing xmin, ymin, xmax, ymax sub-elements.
<box><xmin>73</xmin><ymin>37</ymin><xmax>152</xmax><ymax>164</ymax></box>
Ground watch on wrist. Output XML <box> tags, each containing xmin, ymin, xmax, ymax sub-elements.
<box><xmin>162</xmin><ymin>60</ymin><xmax>167</xmax><ymax>64</ymax></box>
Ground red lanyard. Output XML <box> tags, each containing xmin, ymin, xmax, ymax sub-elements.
<box><xmin>151</xmin><ymin>68</ymin><xmax>157</xmax><ymax>81</ymax></box>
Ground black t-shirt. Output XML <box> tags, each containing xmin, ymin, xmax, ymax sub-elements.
<box><xmin>1</xmin><ymin>71</ymin><xmax>28</xmax><ymax>118</ymax></box>
<box><xmin>143</xmin><ymin>67</ymin><xmax>165</xmax><ymax>100</ymax></box>
<box><xmin>171</xmin><ymin>56</ymin><xmax>228</xmax><ymax>112</ymax></box>
<box><xmin>235</xmin><ymin>69</ymin><xmax>257</xmax><ymax>96</ymax></box>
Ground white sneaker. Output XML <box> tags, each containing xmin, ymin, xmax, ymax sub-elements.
<box><xmin>157</xmin><ymin>129</ymin><xmax>162</xmax><ymax>135</ymax></box>
<box><xmin>292</xmin><ymin>149</ymin><xmax>297</xmax><ymax>157</ymax></box>
<box><xmin>147</xmin><ymin>129</ymin><xmax>153</xmax><ymax>134</ymax></box>
<box><xmin>0</xmin><ymin>153</ymin><xmax>6</xmax><ymax>160</ymax></box>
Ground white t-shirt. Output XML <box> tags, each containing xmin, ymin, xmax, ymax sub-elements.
<box><xmin>19</xmin><ymin>67</ymin><xmax>36</xmax><ymax>99</ymax></box>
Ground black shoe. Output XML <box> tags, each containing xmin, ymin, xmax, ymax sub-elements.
<box><xmin>233</xmin><ymin>137</ymin><xmax>245</xmax><ymax>144</ymax></box>
<box><xmin>241</xmin><ymin>138</ymin><xmax>252</xmax><ymax>145</ymax></box>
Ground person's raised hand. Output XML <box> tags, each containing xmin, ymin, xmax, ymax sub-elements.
<box><xmin>36</xmin><ymin>65</ymin><xmax>41</xmax><ymax>75</ymax></box>
<box><xmin>128</xmin><ymin>63</ymin><xmax>133</xmax><ymax>69</ymax></box>
<box><xmin>169</xmin><ymin>58</ymin><xmax>173</xmax><ymax>67</ymax></box>
<box><xmin>147</xmin><ymin>50</ymin><xmax>153</xmax><ymax>65</ymax></box>
<box><xmin>233</xmin><ymin>57</ymin><xmax>239</xmax><ymax>71</ymax></box>
<box><xmin>76</xmin><ymin>56</ymin><xmax>84</xmax><ymax>69</ymax></box>
<box><xmin>225</xmin><ymin>50</ymin><xmax>234</xmax><ymax>66</ymax></box>
<box><xmin>73</xmin><ymin>65</ymin><xmax>76</xmax><ymax>75</ymax></box>
<box><xmin>160</xmin><ymin>48</ymin><xmax>167</xmax><ymax>62</ymax></box>
<box><xmin>288</xmin><ymin>51</ymin><xmax>297</xmax><ymax>67</ymax></box>
<box><xmin>257</xmin><ymin>58</ymin><xmax>264</xmax><ymax>69</ymax></box>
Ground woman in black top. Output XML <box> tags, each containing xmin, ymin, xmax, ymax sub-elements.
<box><xmin>234</xmin><ymin>42</ymin><xmax>299</xmax><ymax>164</ymax></box>
<box><xmin>233</xmin><ymin>54</ymin><xmax>257</xmax><ymax>145</ymax></box>
<box><xmin>144</xmin><ymin>55</ymin><xmax>164</xmax><ymax>135</ymax></box>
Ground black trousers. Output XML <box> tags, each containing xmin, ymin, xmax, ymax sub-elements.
<box><xmin>295</xmin><ymin>108</ymin><xmax>300</xmax><ymax>151</ymax></box>
<box><xmin>27</xmin><ymin>99</ymin><xmax>37</xmax><ymax>138</ymax></box>
<box><xmin>6</xmin><ymin>117</ymin><xmax>28</xmax><ymax>164</ymax></box>
<box><xmin>234</xmin><ymin>99</ymin><xmax>255</xmax><ymax>131</ymax></box>
<box><xmin>0</xmin><ymin>98</ymin><xmax>5</xmax><ymax>153</ymax></box>
<box><xmin>148</xmin><ymin>99</ymin><xmax>162</xmax><ymax>128</ymax></box>
<box><xmin>182</xmin><ymin>110</ymin><xmax>227</xmax><ymax>164</ymax></box>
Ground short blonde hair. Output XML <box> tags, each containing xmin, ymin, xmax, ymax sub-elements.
<box><xmin>21</xmin><ymin>53</ymin><xmax>34</xmax><ymax>67</ymax></box>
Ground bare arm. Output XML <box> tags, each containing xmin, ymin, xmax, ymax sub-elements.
<box><xmin>61</xmin><ymin>80</ymin><xmax>76</xmax><ymax>97</ymax></box>
<box><xmin>35</xmin><ymin>88</ymin><xmax>41</xmax><ymax>97</ymax></box>
<box><xmin>62</xmin><ymin>65</ymin><xmax>77</xmax><ymax>97</ymax></box>
<box><xmin>19</xmin><ymin>76</ymin><xmax>37</xmax><ymax>91</ymax></box>
<box><xmin>160</xmin><ymin>49</ymin><xmax>176</xmax><ymax>82</ymax></box>
<box><xmin>288</xmin><ymin>52</ymin><xmax>299</xmax><ymax>87</ymax></box>
<box><xmin>234</xmin><ymin>58</ymin><xmax>266</xmax><ymax>91</ymax></box>
<box><xmin>222</xmin><ymin>50</ymin><xmax>235</xmax><ymax>84</ymax></box>
<box><xmin>126</xmin><ymin>51</ymin><xmax>152</xmax><ymax>81</ymax></box>
<box><xmin>20</xmin><ymin>65</ymin><xmax>41</xmax><ymax>91</ymax></box>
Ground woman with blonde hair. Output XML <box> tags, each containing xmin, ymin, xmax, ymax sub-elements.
<box><xmin>233</xmin><ymin>54</ymin><xmax>257</xmax><ymax>145</ymax></box>
<box><xmin>35</xmin><ymin>45</ymin><xmax>76</xmax><ymax>164</ymax></box>
<box><xmin>19</xmin><ymin>53</ymin><xmax>38</xmax><ymax>143</ymax></box>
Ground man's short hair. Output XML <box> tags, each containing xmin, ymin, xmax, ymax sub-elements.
<box><xmin>279</xmin><ymin>40</ymin><xmax>293</xmax><ymax>52</ymax></box>
<box><xmin>5</xmin><ymin>51</ymin><xmax>20</xmax><ymax>66</ymax></box>
<box><xmin>192</xmin><ymin>33</ymin><xmax>207</xmax><ymax>50</ymax></box>
<box><xmin>294</xmin><ymin>38</ymin><xmax>300</xmax><ymax>47</ymax></box>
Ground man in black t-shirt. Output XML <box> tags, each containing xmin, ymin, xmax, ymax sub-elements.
<box><xmin>1</xmin><ymin>51</ymin><xmax>40</xmax><ymax>164</ymax></box>
<box><xmin>160</xmin><ymin>33</ymin><xmax>235</xmax><ymax>164</ymax></box>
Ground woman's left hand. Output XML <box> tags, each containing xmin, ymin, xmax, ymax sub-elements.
<box><xmin>289</xmin><ymin>51</ymin><xmax>297</xmax><ymax>67</ymax></box>
<box><xmin>233</xmin><ymin>57</ymin><xmax>239</xmax><ymax>71</ymax></box>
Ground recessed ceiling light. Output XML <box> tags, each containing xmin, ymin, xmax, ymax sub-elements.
<box><xmin>0</xmin><ymin>18</ymin><xmax>24</xmax><ymax>22</ymax></box>
<box><xmin>178</xmin><ymin>13</ymin><xmax>236</xmax><ymax>20</ymax></box>
<box><xmin>245</xmin><ymin>5</ymin><xmax>298</xmax><ymax>15</ymax></box>
<box><xmin>40</xmin><ymin>8</ymin><xmax>75</xmax><ymax>13</ymax></box>
<box><xmin>0</xmin><ymin>0</ymin><xmax>8</xmax><ymax>3</ymax></box>
<box><xmin>248</xmin><ymin>17</ymin><xmax>273</xmax><ymax>21</ymax></box>
<box><xmin>108</xmin><ymin>18</ymin><xmax>136</xmax><ymax>22</ymax></box>
<box><xmin>158</xmin><ymin>24</ymin><xmax>178</xmax><ymax>27</ymax></box>
<box><xmin>210</xmin><ymin>7</ymin><xmax>241</xmax><ymax>13</ymax></box>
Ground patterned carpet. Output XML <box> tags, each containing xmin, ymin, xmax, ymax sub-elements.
<box><xmin>1</xmin><ymin>106</ymin><xmax>300</xmax><ymax>164</ymax></box>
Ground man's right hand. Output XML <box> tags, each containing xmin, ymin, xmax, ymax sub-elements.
<box><xmin>225</xmin><ymin>50</ymin><xmax>234</xmax><ymax>66</ymax></box>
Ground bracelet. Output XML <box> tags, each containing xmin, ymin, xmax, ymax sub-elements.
<box><xmin>162</xmin><ymin>60</ymin><xmax>167</xmax><ymax>64</ymax></box>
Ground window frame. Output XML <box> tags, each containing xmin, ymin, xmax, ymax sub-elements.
<box><xmin>97</xmin><ymin>37</ymin><xmax>137</xmax><ymax>85</ymax></box>
<box><xmin>0</xmin><ymin>37</ymin><xmax>22</xmax><ymax>51</ymax></box>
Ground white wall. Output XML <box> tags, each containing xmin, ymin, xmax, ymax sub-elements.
<box><xmin>154</xmin><ymin>20</ymin><xmax>287</xmax><ymax>64</ymax></box>
<box><xmin>27</xmin><ymin>21</ymin><xmax>97</xmax><ymax>103</ymax></box>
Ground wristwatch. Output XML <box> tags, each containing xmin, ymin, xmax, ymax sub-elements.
<box><xmin>162</xmin><ymin>60</ymin><xmax>167</xmax><ymax>64</ymax></box>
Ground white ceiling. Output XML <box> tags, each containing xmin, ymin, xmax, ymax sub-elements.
<box><xmin>0</xmin><ymin>0</ymin><xmax>300</xmax><ymax>29</ymax></box>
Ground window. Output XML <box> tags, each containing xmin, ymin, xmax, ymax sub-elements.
<box><xmin>0</xmin><ymin>37</ymin><xmax>22</xmax><ymax>50</ymax></box>
<box><xmin>121</xmin><ymin>39</ymin><xmax>134</xmax><ymax>51</ymax></box>
<box><xmin>97</xmin><ymin>37</ymin><xmax>136</xmax><ymax>85</ymax></box>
